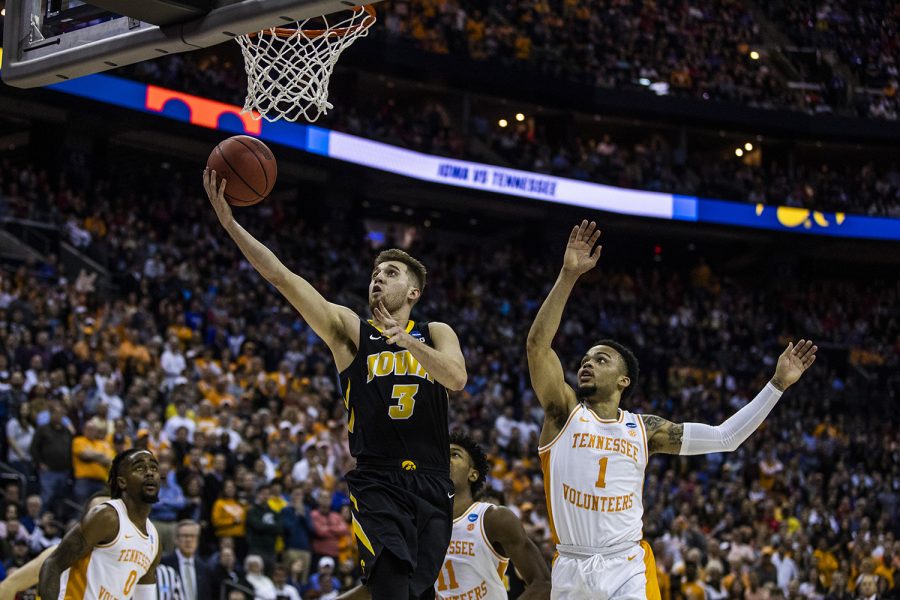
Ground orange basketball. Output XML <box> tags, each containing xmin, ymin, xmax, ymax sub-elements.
<box><xmin>207</xmin><ymin>135</ymin><xmax>277</xmax><ymax>206</ymax></box>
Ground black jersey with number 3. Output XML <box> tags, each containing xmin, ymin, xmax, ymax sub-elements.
<box><xmin>338</xmin><ymin>319</ymin><xmax>450</xmax><ymax>469</ymax></box>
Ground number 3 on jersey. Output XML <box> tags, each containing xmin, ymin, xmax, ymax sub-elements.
<box><xmin>389</xmin><ymin>384</ymin><xmax>418</xmax><ymax>419</ymax></box>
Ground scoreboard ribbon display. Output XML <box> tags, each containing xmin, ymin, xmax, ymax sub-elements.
<box><xmin>49</xmin><ymin>73</ymin><xmax>900</xmax><ymax>242</ymax></box>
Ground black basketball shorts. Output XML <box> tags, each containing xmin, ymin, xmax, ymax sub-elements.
<box><xmin>346</xmin><ymin>464</ymin><xmax>454</xmax><ymax>598</ymax></box>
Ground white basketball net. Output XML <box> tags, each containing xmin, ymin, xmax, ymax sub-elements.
<box><xmin>237</xmin><ymin>6</ymin><xmax>376</xmax><ymax>123</ymax></box>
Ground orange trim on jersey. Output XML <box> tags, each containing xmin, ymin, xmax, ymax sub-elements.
<box><xmin>96</xmin><ymin>537</ymin><xmax>119</xmax><ymax>548</ymax></box>
<box><xmin>537</xmin><ymin>405</ymin><xmax>581</xmax><ymax>454</ymax></box>
<box><xmin>453</xmin><ymin>502</ymin><xmax>479</xmax><ymax>525</ymax></box>
<box><xmin>584</xmin><ymin>406</ymin><xmax>624</xmax><ymax>424</ymax></box>
<box><xmin>106</xmin><ymin>500</ymin><xmax>151</xmax><ymax>540</ymax></box>
<box><xmin>63</xmin><ymin>553</ymin><xmax>91</xmax><ymax>600</ymax></box>
<box><xmin>479</xmin><ymin>506</ymin><xmax>509</xmax><ymax>561</ymax></box>
<box><xmin>636</xmin><ymin>414</ymin><xmax>649</xmax><ymax>463</ymax></box>
<box><xmin>95</xmin><ymin>501</ymin><xmax>124</xmax><ymax>547</ymax></box>
<box><xmin>497</xmin><ymin>559</ymin><xmax>509</xmax><ymax>586</ymax></box>
<box><xmin>635</xmin><ymin>413</ymin><xmax>648</xmax><ymax>515</ymax></box>
<box><xmin>641</xmin><ymin>540</ymin><xmax>662</xmax><ymax>600</ymax></box>
<box><xmin>367</xmin><ymin>319</ymin><xmax>416</xmax><ymax>334</ymax></box>
<box><xmin>539</xmin><ymin>451</ymin><xmax>561</xmax><ymax>546</ymax></box>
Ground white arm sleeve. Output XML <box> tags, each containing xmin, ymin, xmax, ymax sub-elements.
<box><xmin>679</xmin><ymin>382</ymin><xmax>783</xmax><ymax>455</ymax></box>
<box><xmin>133</xmin><ymin>584</ymin><xmax>156</xmax><ymax>600</ymax></box>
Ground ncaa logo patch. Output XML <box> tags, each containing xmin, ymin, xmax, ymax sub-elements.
<box><xmin>626</xmin><ymin>422</ymin><xmax>638</xmax><ymax>428</ymax></box>
<box><xmin>468</xmin><ymin>513</ymin><xmax>478</xmax><ymax>522</ymax></box>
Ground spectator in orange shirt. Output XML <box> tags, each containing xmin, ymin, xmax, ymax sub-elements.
<box><xmin>83</xmin><ymin>212</ymin><xmax>107</xmax><ymax>238</ymax></box>
<box><xmin>195</xmin><ymin>400</ymin><xmax>219</xmax><ymax>435</ymax></box>
<box><xmin>212</xmin><ymin>479</ymin><xmax>248</xmax><ymax>544</ymax></box>
<box><xmin>166</xmin><ymin>314</ymin><xmax>195</xmax><ymax>344</ymax></box>
<box><xmin>207</xmin><ymin>377</ymin><xmax>237</xmax><ymax>408</ymax></box>
<box><xmin>71</xmin><ymin>418</ymin><xmax>114</xmax><ymax>503</ymax></box>
<box><xmin>814</xmin><ymin>538</ymin><xmax>840</xmax><ymax>588</ymax></box>
<box><xmin>759</xmin><ymin>449</ymin><xmax>784</xmax><ymax>491</ymax></box>
<box><xmin>681</xmin><ymin>548</ymin><xmax>708</xmax><ymax>600</ymax></box>
<box><xmin>118</xmin><ymin>328</ymin><xmax>152</xmax><ymax>372</ymax></box>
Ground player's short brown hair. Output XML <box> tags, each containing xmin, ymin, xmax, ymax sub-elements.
<box><xmin>374</xmin><ymin>249</ymin><xmax>427</xmax><ymax>291</ymax></box>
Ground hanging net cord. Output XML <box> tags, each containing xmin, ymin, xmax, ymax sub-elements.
<box><xmin>237</xmin><ymin>6</ymin><xmax>376</xmax><ymax>123</ymax></box>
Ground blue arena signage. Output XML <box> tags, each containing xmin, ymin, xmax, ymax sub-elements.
<box><xmin>43</xmin><ymin>73</ymin><xmax>900</xmax><ymax>242</ymax></box>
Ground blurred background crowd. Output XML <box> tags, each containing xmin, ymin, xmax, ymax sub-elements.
<box><xmin>0</xmin><ymin>0</ymin><xmax>896</xmax><ymax>599</ymax></box>
<box><xmin>123</xmin><ymin>51</ymin><xmax>900</xmax><ymax>219</ymax></box>
<box><xmin>0</xmin><ymin>149</ymin><xmax>896</xmax><ymax>599</ymax></box>
<box><xmin>124</xmin><ymin>0</ymin><xmax>900</xmax><ymax>121</ymax></box>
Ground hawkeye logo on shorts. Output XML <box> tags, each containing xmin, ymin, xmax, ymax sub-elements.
<box><xmin>402</xmin><ymin>460</ymin><xmax>417</xmax><ymax>471</ymax></box>
<box><xmin>468</xmin><ymin>514</ymin><xmax>478</xmax><ymax>522</ymax></box>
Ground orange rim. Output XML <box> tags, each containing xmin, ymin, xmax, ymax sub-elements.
<box><xmin>249</xmin><ymin>5</ymin><xmax>376</xmax><ymax>40</ymax></box>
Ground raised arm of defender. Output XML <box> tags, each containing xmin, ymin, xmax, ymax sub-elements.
<box><xmin>527</xmin><ymin>221</ymin><xmax>602</xmax><ymax>431</ymax></box>
<box><xmin>642</xmin><ymin>340</ymin><xmax>817</xmax><ymax>455</ymax></box>
<box><xmin>204</xmin><ymin>170</ymin><xmax>359</xmax><ymax>368</ymax></box>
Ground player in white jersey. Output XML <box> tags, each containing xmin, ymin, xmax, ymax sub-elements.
<box><xmin>526</xmin><ymin>220</ymin><xmax>818</xmax><ymax>600</ymax></box>
<box><xmin>38</xmin><ymin>449</ymin><xmax>162</xmax><ymax>600</ymax></box>
<box><xmin>336</xmin><ymin>433</ymin><xmax>551</xmax><ymax>600</ymax></box>
<box><xmin>436</xmin><ymin>432</ymin><xmax>550</xmax><ymax>600</ymax></box>
<box><xmin>0</xmin><ymin>492</ymin><xmax>112</xmax><ymax>600</ymax></box>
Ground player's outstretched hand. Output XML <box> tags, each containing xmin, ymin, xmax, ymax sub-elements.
<box><xmin>374</xmin><ymin>301</ymin><xmax>414</xmax><ymax>349</ymax></box>
<box><xmin>772</xmin><ymin>339</ymin><xmax>817</xmax><ymax>391</ymax></box>
<box><xmin>562</xmin><ymin>219</ymin><xmax>602</xmax><ymax>276</ymax></box>
<box><xmin>203</xmin><ymin>168</ymin><xmax>233</xmax><ymax>225</ymax></box>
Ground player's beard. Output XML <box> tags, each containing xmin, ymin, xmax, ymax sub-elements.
<box><xmin>140</xmin><ymin>488</ymin><xmax>160</xmax><ymax>503</ymax></box>
<box><xmin>369</xmin><ymin>290</ymin><xmax>403</xmax><ymax>314</ymax></box>
<box><xmin>576</xmin><ymin>383</ymin><xmax>597</xmax><ymax>398</ymax></box>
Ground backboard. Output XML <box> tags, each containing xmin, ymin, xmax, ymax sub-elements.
<box><xmin>2</xmin><ymin>0</ymin><xmax>377</xmax><ymax>88</ymax></box>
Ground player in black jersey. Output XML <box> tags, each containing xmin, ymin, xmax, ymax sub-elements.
<box><xmin>204</xmin><ymin>171</ymin><xmax>467</xmax><ymax>600</ymax></box>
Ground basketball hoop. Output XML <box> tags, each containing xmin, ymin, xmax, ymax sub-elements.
<box><xmin>237</xmin><ymin>5</ymin><xmax>376</xmax><ymax>123</ymax></box>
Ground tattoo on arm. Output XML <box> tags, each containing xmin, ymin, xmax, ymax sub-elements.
<box><xmin>642</xmin><ymin>415</ymin><xmax>665</xmax><ymax>435</ymax></box>
<box><xmin>642</xmin><ymin>415</ymin><xmax>684</xmax><ymax>455</ymax></box>
<box><xmin>39</xmin><ymin>529</ymin><xmax>88</xmax><ymax>600</ymax></box>
<box><xmin>52</xmin><ymin>529</ymin><xmax>89</xmax><ymax>566</ymax></box>
<box><xmin>667</xmin><ymin>423</ymin><xmax>685</xmax><ymax>453</ymax></box>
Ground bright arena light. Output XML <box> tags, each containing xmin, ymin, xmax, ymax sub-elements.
<box><xmin>745</xmin><ymin>142</ymin><xmax>754</xmax><ymax>151</ymax></box>
<box><xmin>498</xmin><ymin>119</ymin><xmax>508</xmax><ymax>128</ymax></box>
<box><xmin>515</xmin><ymin>113</ymin><xmax>525</xmax><ymax>122</ymax></box>
<box><xmin>735</xmin><ymin>148</ymin><xmax>744</xmax><ymax>157</ymax></box>
<box><xmin>750</xmin><ymin>51</ymin><xmax>760</xmax><ymax>60</ymax></box>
